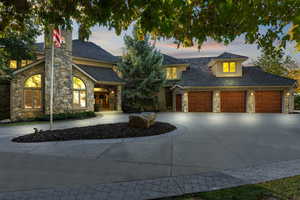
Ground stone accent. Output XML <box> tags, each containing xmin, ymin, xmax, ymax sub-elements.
<box><xmin>282</xmin><ymin>88</ymin><xmax>294</xmax><ymax>113</ymax></box>
<box><xmin>44</xmin><ymin>28</ymin><xmax>73</xmax><ymax>115</ymax></box>
<box><xmin>72</xmin><ymin>69</ymin><xmax>94</xmax><ymax>112</ymax></box>
<box><xmin>182</xmin><ymin>92</ymin><xmax>188</xmax><ymax>112</ymax></box>
<box><xmin>10</xmin><ymin>64</ymin><xmax>45</xmax><ymax>121</ymax></box>
<box><xmin>116</xmin><ymin>85</ymin><xmax>122</xmax><ymax>111</ymax></box>
<box><xmin>212</xmin><ymin>90</ymin><xmax>220</xmax><ymax>112</ymax></box>
<box><xmin>246</xmin><ymin>89</ymin><xmax>255</xmax><ymax>113</ymax></box>
<box><xmin>0</xmin><ymin>79</ymin><xmax>10</xmax><ymax>120</ymax></box>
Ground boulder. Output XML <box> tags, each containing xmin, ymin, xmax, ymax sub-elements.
<box><xmin>129</xmin><ymin>112</ymin><xmax>156</xmax><ymax>128</ymax></box>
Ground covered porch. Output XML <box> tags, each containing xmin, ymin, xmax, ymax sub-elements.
<box><xmin>94</xmin><ymin>84</ymin><xmax>122</xmax><ymax>112</ymax></box>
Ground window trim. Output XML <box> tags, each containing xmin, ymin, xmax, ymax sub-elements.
<box><xmin>23</xmin><ymin>74</ymin><xmax>43</xmax><ymax>110</ymax></box>
<box><xmin>72</xmin><ymin>76</ymin><xmax>87</xmax><ymax>108</ymax></box>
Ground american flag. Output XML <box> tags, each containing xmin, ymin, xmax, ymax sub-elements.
<box><xmin>53</xmin><ymin>28</ymin><xmax>64</xmax><ymax>48</ymax></box>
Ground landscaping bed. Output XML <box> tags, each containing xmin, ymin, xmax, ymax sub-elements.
<box><xmin>11</xmin><ymin>122</ymin><xmax>176</xmax><ymax>143</ymax></box>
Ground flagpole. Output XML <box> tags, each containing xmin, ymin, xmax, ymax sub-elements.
<box><xmin>50</xmin><ymin>37</ymin><xmax>54</xmax><ymax>130</ymax></box>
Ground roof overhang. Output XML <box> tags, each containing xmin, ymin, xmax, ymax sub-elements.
<box><xmin>72</xmin><ymin>56</ymin><xmax>117</xmax><ymax>66</ymax></box>
<box><xmin>162</xmin><ymin>63</ymin><xmax>189</xmax><ymax>68</ymax></box>
<box><xmin>179</xmin><ymin>85</ymin><xmax>295</xmax><ymax>90</ymax></box>
<box><xmin>72</xmin><ymin>63</ymin><xmax>97</xmax><ymax>82</ymax></box>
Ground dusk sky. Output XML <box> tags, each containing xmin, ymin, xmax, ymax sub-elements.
<box><xmin>37</xmin><ymin>25</ymin><xmax>300</xmax><ymax>66</ymax></box>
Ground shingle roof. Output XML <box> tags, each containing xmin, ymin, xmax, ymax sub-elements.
<box><xmin>217</xmin><ymin>52</ymin><xmax>248</xmax><ymax>59</ymax></box>
<box><xmin>162</xmin><ymin>54</ymin><xmax>187</xmax><ymax>65</ymax></box>
<box><xmin>76</xmin><ymin>64</ymin><xmax>124</xmax><ymax>83</ymax></box>
<box><xmin>34</xmin><ymin>40</ymin><xmax>119</xmax><ymax>63</ymax></box>
<box><xmin>177</xmin><ymin>60</ymin><xmax>296</xmax><ymax>87</ymax></box>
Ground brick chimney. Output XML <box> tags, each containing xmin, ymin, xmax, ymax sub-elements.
<box><xmin>44</xmin><ymin>27</ymin><xmax>73</xmax><ymax>114</ymax></box>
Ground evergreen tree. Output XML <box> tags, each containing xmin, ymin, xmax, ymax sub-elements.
<box><xmin>117</xmin><ymin>29</ymin><xmax>165</xmax><ymax>112</ymax></box>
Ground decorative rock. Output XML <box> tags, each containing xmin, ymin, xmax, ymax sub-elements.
<box><xmin>0</xmin><ymin>118</ymin><xmax>11</xmax><ymax>124</ymax></box>
<box><xmin>129</xmin><ymin>112</ymin><xmax>156</xmax><ymax>128</ymax></box>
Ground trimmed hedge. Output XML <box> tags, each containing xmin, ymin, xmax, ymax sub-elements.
<box><xmin>34</xmin><ymin>111</ymin><xmax>96</xmax><ymax>121</ymax></box>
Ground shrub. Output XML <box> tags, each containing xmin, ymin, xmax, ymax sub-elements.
<box><xmin>35</xmin><ymin>111</ymin><xmax>96</xmax><ymax>121</ymax></box>
<box><xmin>295</xmin><ymin>95</ymin><xmax>300</xmax><ymax>110</ymax></box>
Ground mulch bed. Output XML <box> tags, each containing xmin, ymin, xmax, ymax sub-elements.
<box><xmin>11</xmin><ymin>122</ymin><xmax>176</xmax><ymax>143</ymax></box>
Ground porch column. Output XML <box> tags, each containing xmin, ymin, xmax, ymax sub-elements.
<box><xmin>116</xmin><ymin>85</ymin><xmax>122</xmax><ymax>111</ymax></box>
<box><xmin>283</xmin><ymin>88</ymin><xmax>294</xmax><ymax>113</ymax></box>
<box><xmin>246</xmin><ymin>89</ymin><xmax>255</xmax><ymax>113</ymax></box>
<box><xmin>213</xmin><ymin>90</ymin><xmax>220</xmax><ymax>112</ymax></box>
<box><xmin>182</xmin><ymin>91</ymin><xmax>188</xmax><ymax>112</ymax></box>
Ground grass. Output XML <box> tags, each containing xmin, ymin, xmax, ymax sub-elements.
<box><xmin>160</xmin><ymin>175</ymin><xmax>300</xmax><ymax>200</ymax></box>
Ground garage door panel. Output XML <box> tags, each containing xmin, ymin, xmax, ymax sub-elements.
<box><xmin>188</xmin><ymin>92</ymin><xmax>212</xmax><ymax>112</ymax></box>
<box><xmin>255</xmin><ymin>91</ymin><xmax>282</xmax><ymax>113</ymax></box>
<box><xmin>221</xmin><ymin>91</ymin><xmax>246</xmax><ymax>112</ymax></box>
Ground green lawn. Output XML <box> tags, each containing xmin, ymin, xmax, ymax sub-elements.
<box><xmin>160</xmin><ymin>175</ymin><xmax>300</xmax><ymax>200</ymax></box>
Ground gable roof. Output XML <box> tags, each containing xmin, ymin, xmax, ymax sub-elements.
<box><xmin>34</xmin><ymin>40</ymin><xmax>119</xmax><ymax>63</ymax></box>
<box><xmin>177</xmin><ymin>58</ymin><xmax>296</xmax><ymax>87</ymax></box>
<box><xmin>76</xmin><ymin>64</ymin><xmax>124</xmax><ymax>84</ymax></box>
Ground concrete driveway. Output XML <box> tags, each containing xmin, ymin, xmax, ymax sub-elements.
<box><xmin>0</xmin><ymin>112</ymin><xmax>300</xmax><ymax>193</ymax></box>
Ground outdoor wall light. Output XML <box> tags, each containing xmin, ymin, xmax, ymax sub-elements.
<box><xmin>286</xmin><ymin>92</ymin><xmax>290</xmax><ymax>96</ymax></box>
<box><xmin>111</xmin><ymin>91</ymin><xmax>115</xmax><ymax>94</ymax></box>
<box><xmin>216</xmin><ymin>92</ymin><xmax>219</xmax><ymax>96</ymax></box>
<box><xmin>250</xmin><ymin>92</ymin><xmax>254</xmax><ymax>96</ymax></box>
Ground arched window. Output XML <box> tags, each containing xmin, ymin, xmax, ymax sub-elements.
<box><xmin>24</xmin><ymin>74</ymin><xmax>42</xmax><ymax>109</ymax></box>
<box><xmin>73</xmin><ymin>77</ymin><xmax>87</xmax><ymax>108</ymax></box>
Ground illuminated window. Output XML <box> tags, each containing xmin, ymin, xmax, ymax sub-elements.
<box><xmin>9</xmin><ymin>60</ymin><xmax>17</xmax><ymax>69</ymax></box>
<box><xmin>73</xmin><ymin>77</ymin><xmax>86</xmax><ymax>108</ymax></box>
<box><xmin>21</xmin><ymin>60</ymin><xmax>32</xmax><ymax>67</ymax></box>
<box><xmin>166</xmin><ymin>67</ymin><xmax>177</xmax><ymax>79</ymax></box>
<box><xmin>223</xmin><ymin>62</ymin><xmax>236</xmax><ymax>72</ymax></box>
<box><xmin>24</xmin><ymin>74</ymin><xmax>42</xmax><ymax>109</ymax></box>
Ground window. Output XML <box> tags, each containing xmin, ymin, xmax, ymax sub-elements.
<box><xmin>166</xmin><ymin>67</ymin><xmax>177</xmax><ymax>79</ymax></box>
<box><xmin>21</xmin><ymin>60</ymin><xmax>32</xmax><ymax>67</ymax></box>
<box><xmin>9</xmin><ymin>60</ymin><xmax>17</xmax><ymax>69</ymax></box>
<box><xmin>73</xmin><ymin>77</ymin><xmax>87</xmax><ymax>108</ymax></box>
<box><xmin>24</xmin><ymin>74</ymin><xmax>42</xmax><ymax>109</ymax></box>
<box><xmin>222</xmin><ymin>62</ymin><xmax>236</xmax><ymax>72</ymax></box>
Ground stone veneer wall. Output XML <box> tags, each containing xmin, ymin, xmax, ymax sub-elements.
<box><xmin>72</xmin><ymin>69</ymin><xmax>94</xmax><ymax>112</ymax></box>
<box><xmin>182</xmin><ymin>92</ymin><xmax>188</xmax><ymax>112</ymax></box>
<box><xmin>246</xmin><ymin>89</ymin><xmax>255</xmax><ymax>113</ymax></box>
<box><xmin>44</xmin><ymin>28</ymin><xmax>73</xmax><ymax>114</ymax></box>
<box><xmin>10</xmin><ymin>64</ymin><xmax>45</xmax><ymax>121</ymax></box>
<box><xmin>117</xmin><ymin>85</ymin><xmax>122</xmax><ymax>111</ymax></box>
<box><xmin>283</xmin><ymin>88</ymin><xmax>295</xmax><ymax>113</ymax></box>
<box><xmin>212</xmin><ymin>90</ymin><xmax>220</xmax><ymax>112</ymax></box>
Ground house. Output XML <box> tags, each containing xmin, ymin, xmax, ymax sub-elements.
<box><xmin>0</xmin><ymin>29</ymin><xmax>296</xmax><ymax>121</ymax></box>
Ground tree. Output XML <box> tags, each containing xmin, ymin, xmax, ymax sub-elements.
<box><xmin>1</xmin><ymin>1</ymin><xmax>300</xmax><ymax>52</ymax></box>
<box><xmin>254</xmin><ymin>49</ymin><xmax>299</xmax><ymax>77</ymax></box>
<box><xmin>117</xmin><ymin>29</ymin><xmax>165</xmax><ymax>112</ymax></box>
<box><xmin>0</xmin><ymin>19</ymin><xmax>40</xmax><ymax>76</ymax></box>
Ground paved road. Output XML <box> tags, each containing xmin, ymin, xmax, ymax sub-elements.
<box><xmin>0</xmin><ymin>112</ymin><xmax>300</xmax><ymax>193</ymax></box>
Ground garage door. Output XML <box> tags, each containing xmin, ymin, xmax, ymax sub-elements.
<box><xmin>188</xmin><ymin>92</ymin><xmax>212</xmax><ymax>112</ymax></box>
<box><xmin>255</xmin><ymin>91</ymin><xmax>282</xmax><ymax>113</ymax></box>
<box><xmin>221</xmin><ymin>91</ymin><xmax>246</xmax><ymax>112</ymax></box>
<box><xmin>176</xmin><ymin>94</ymin><xmax>182</xmax><ymax>112</ymax></box>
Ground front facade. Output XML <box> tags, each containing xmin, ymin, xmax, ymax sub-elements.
<box><xmin>171</xmin><ymin>53</ymin><xmax>296</xmax><ymax>114</ymax></box>
<box><xmin>0</xmin><ymin>30</ymin><xmax>297</xmax><ymax>121</ymax></box>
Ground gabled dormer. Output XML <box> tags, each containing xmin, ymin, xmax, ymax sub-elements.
<box><xmin>208</xmin><ymin>52</ymin><xmax>248</xmax><ymax>77</ymax></box>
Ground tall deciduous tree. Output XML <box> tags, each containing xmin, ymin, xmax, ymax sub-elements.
<box><xmin>117</xmin><ymin>29</ymin><xmax>165</xmax><ymax>112</ymax></box>
<box><xmin>1</xmin><ymin>1</ymin><xmax>300</xmax><ymax>52</ymax></box>
<box><xmin>255</xmin><ymin>49</ymin><xmax>299</xmax><ymax>77</ymax></box>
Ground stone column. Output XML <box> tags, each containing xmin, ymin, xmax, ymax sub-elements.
<box><xmin>213</xmin><ymin>90</ymin><xmax>220</xmax><ymax>112</ymax></box>
<box><xmin>246</xmin><ymin>89</ymin><xmax>255</xmax><ymax>113</ymax></box>
<box><xmin>44</xmin><ymin>27</ymin><xmax>73</xmax><ymax>114</ymax></box>
<box><xmin>283</xmin><ymin>89</ymin><xmax>294</xmax><ymax>113</ymax></box>
<box><xmin>172</xmin><ymin>91</ymin><xmax>176</xmax><ymax>112</ymax></box>
<box><xmin>182</xmin><ymin>91</ymin><xmax>188</xmax><ymax>112</ymax></box>
<box><xmin>116</xmin><ymin>85</ymin><xmax>122</xmax><ymax>111</ymax></box>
